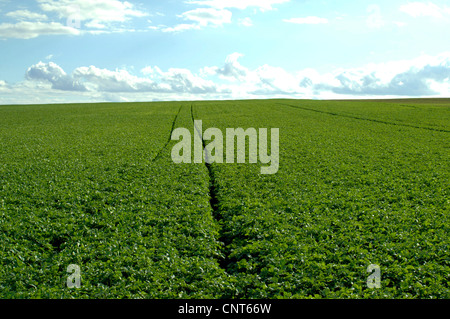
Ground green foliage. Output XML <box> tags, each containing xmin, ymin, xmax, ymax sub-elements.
<box><xmin>0</xmin><ymin>102</ymin><xmax>230</xmax><ymax>298</ymax></box>
<box><xmin>0</xmin><ymin>99</ymin><xmax>448</xmax><ymax>299</ymax></box>
<box><xmin>196</xmin><ymin>99</ymin><xmax>449</xmax><ymax>299</ymax></box>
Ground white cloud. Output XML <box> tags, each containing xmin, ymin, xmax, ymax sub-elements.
<box><xmin>202</xmin><ymin>52</ymin><xmax>249</xmax><ymax>81</ymax></box>
<box><xmin>195</xmin><ymin>52</ymin><xmax>450</xmax><ymax>97</ymax></box>
<box><xmin>26</xmin><ymin>61</ymin><xmax>86</xmax><ymax>91</ymax></box>
<box><xmin>72</xmin><ymin>65</ymin><xmax>160</xmax><ymax>92</ymax></box>
<box><xmin>252</xmin><ymin>64</ymin><xmax>300</xmax><ymax>94</ymax></box>
<box><xmin>0</xmin><ymin>21</ymin><xmax>80</xmax><ymax>39</ymax></box>
<box><xmin>283</xmin><ymin>16</ymin><xmax>328</xmax><ymax>24</ymax></box>
<box><xmin>3</xmin><ymin>53</ymin><xmax>450</xmax><ymax>104</ymax></box>
<box><xmin>0</xmin><ymin>81</ymin><xmax>90</xmax><ymax>105</ymax></box>
<box><xmin>140</xmin><ymin>66</ymin><xmax>160</xmax><ymax>76</ymax></box>
<box><xmin>151</xmin><ymin>67</ymin><xmax>219</xmax><ymax>93</ymax></box>
<box><xmin>399</xmin><ymin>1</ymin><xmax>449</xmax><ymax>18</ymax></box>
<box><xmin>186</xmin><ymin>0</ymin><xmax>290</xmax><ymax>11</ymax></box>
<box><xmin>37</xmin><ymin>0</ymin><xmax>147</xmax><ymax>23</ymax></box>
<box><xmin>5</xmin><ymin>9</ymin><xmax>48</xmax><ymax>21</ymax></box>
<box><xmin>1</xmin><ymin>0</ymin><xmax>147</xmax><ymax>38</ymax></box>
<box><xmin>25</xmin><ymin>61</ymin><xmax>220</xmax><ymax>95</ymax></box>
<box><xmin>179</xmin><ymin>8</ymin><xmax>232</xmax><ymax>26</ymax></box>
<box><xmin>238</xmin><ymin>17</ymin><xmax>253</xmax><ymax>27</ymax></box>
<box><xmin>162</xmin><ymin>8</ymin><xmax>232</xmax><ymax>33</ymax></box>
<box><xmin>202</xmin><ymin>53</ymin><xmax>313</xmax><ymax>95</ymax></box>
<box><xmin>315</xmin><ymin>53</ymin><xmax>450</xmax><ymax>96</ymax></box>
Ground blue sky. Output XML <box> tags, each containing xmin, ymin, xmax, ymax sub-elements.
<box><xmin>1</xmin><ymin>0</ymin><xmax>450</xmax><ymax>104</ymax></box>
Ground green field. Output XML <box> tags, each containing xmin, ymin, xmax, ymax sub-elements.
<box><xmin>0</xmin><ymin>99</ymin><xmax>449</xmax><ymax>298</ymax></box>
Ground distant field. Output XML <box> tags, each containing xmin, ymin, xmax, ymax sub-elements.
<box><xmin>0</xmin><ymin>99</ymin><xmax>449</xmax><ymax>298</ymax></box>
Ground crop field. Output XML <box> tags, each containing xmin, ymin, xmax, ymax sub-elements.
<box><xmin>0</xmin><ymin>99</ymin><xmax>449</xmax><ymax>299</ymax></box>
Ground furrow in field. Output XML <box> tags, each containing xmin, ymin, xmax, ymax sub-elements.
<box><xmin>152</xmin><ymin>105</ymin><xmax>183</xmax><ymax>162</ymax></box>
<box><xmin>190</xmin><ymin>104</ymin><xmax>232</xmax><ymax>279</ymax></box>
<box><xmin>277</xmin><ymin>102</ymin><xmax>450</xmax><ymax>133</ymax></box>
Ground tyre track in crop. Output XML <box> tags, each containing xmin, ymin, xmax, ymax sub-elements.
<box><xmin>278</xmin><ymin>102</ymin><xmax>450</xmax><ymax>133</ymax></box>
<box><xmin>190</xmin><ymin>104</ymin><xmax>231</xmax><ymax>272</ymax></box>
<box><xmin>152</xmin><ymin>105</ymin><xmax>183</xmax><ymax>162</ymax></box>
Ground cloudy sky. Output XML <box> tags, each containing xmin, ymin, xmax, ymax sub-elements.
<box><xmin>1</xmin><ymin>0</ymin><xmax>450</xmax><ymax>104</ymax></box>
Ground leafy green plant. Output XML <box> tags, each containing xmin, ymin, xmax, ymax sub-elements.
<box><xmin>0</xmin><ymin>99</ymin><xmax>448</xmax><ymax>299</ymax></box>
